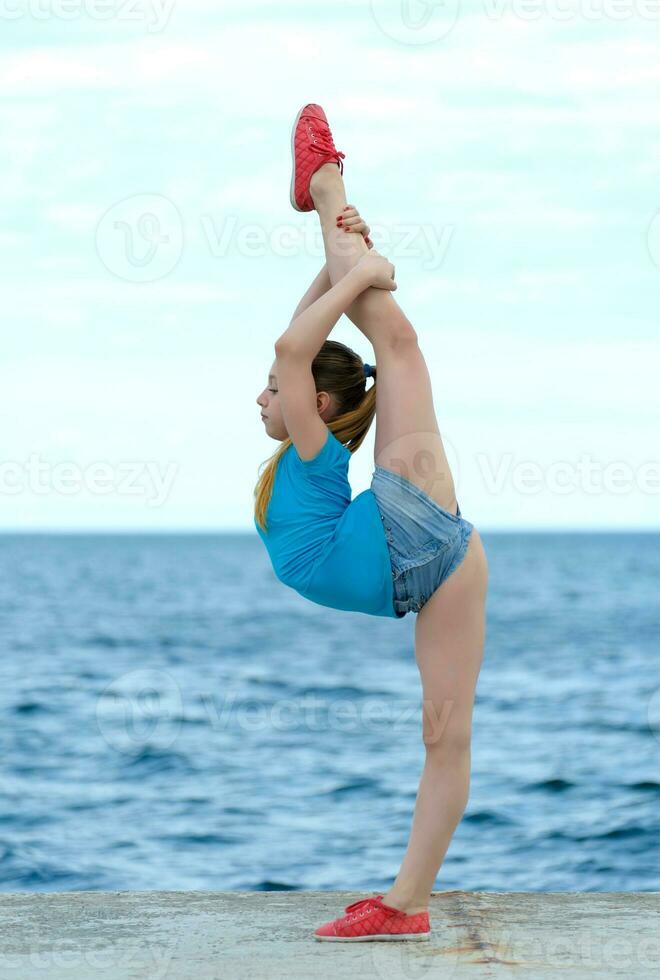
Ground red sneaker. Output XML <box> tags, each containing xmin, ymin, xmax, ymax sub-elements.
<box><xmin>313</xmin><ymin>895</ymin><xmax>431</xmax><ymax>942</ymax></box>
<box><xmin>290</xmin><ymin>103</ymin><xmax>346</xmax><ymax>212</ymax></box>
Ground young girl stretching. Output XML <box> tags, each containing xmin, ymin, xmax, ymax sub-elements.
<box><xmin>254</xmin><ymin>105</ymin><xmax>489</xmax><ymax>942</ymax></box>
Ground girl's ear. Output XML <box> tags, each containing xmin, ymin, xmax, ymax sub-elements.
<box><xmin>316</xmin><ymin>390</ymin><xmax>332</xmax><ymax>416</ymax></box>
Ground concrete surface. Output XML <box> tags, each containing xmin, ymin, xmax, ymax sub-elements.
<box><xmin>0</xmin><ymin>890</ymin><xmax>658</xmax><ymax>979</ymax></box>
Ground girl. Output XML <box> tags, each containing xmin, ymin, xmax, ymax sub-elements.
<box><xmin>254</xmin><ymin>104</ymin><xmax>489</xmax><ymax>942</ymax></box>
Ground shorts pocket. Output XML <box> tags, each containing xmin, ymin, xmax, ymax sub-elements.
<box><xmin>390</xmin><ymin>535</ymin><xmax>452</xmax><ymax>577</ymax></box>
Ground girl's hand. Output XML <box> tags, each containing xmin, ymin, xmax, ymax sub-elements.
<box><xmin>354</xmin><ymin>250</ymin><xmax>397</xmax><ymax>291</ymax></box>
<box><xmin>337</xmin><ymin>204</ymin><xmax>373</xmax><ymax>248</ymax></box>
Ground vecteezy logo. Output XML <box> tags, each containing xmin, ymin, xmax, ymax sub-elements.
<box><xmin>370</xmin><ymin>935</ymin><xmax>461</xmax><ymax>978</ymax></box>
<box><xmin>647</xmin><ymin>210</ymin><xmax>660</xmax><ymax>272</ymax></box>
<box><xmin>95</xmin><ymin>193</ymin><xmax>184</xmax><ymax>282</ymax></box>
<box><xmin>95</xmin><ymin>668</ymin><xmax>183</xmax><ymax>753</ymax></box>
<box><xmin>370</xmin><ymin>0</ymin><xmax>461</xmax><ymax>45</ymax></box>
<box><xmin>377</xmin><ymin>430</ymin><xmax>462</xmax><ymax>503</ymax></box>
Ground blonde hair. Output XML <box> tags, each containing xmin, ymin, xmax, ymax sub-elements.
<box><xmin>254</xmin><ymin>340</ymin><xmax>377</xmax><ymax>532</ymax></box>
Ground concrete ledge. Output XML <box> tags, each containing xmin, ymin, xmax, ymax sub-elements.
<box><xmin>0</xmin><ymin>890</ymin><xmax>658</xmax><ymax>979</ymax></box>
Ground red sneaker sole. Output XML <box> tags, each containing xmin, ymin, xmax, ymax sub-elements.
<box><xmin>289</xmin><ymin>104</ymin><xmax>308</xmax><ymax>212</ymax></box>
<box><xmin>314</xmin><ymin>931</ymin><xmax>430</xmax><ymax>942</ymax></box>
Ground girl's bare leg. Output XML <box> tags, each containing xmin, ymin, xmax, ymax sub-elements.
<box><xmin>381</xmin><ymin>529</ymin><xmax>488</xmax><ymax>913</ymax></box>
<box><xmin>310</xmin><ymin>163</ymin><xmax>490</xmax><ymax>916</ymax></box>
<box><xmin>310</xmin><ymin>164</ymin><xmax>458</xmax><ymax>514</ymax></box>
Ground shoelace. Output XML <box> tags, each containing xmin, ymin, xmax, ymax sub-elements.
<box><xmin>308</xmin><ymin>128</ymin><xmax>346</xmax><ymax>175</ymax></box>
<box><xmin>343</xmin><ymin>896</ymin><xmax>387</xmax><ymax>917</ymax></box>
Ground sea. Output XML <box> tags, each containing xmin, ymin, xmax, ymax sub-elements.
<box><xmin>0</xmin><ymin>532</ymin><xmax>658</xmax><ymax>893</ymax></box>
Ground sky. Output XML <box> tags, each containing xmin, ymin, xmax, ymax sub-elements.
<box><xmin>2</xmin><ymin>0</ymin><xmax>659</xmax><ymax>531</ymax></box>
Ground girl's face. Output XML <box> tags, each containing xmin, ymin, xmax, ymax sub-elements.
<box><xmin>256</xmin><ymin>361</ymin><xmax>288</xmax><ymax>441</ymax></box>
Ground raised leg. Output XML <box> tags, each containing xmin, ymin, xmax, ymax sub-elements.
<box><xmin>310</xmin><ymin>164</ymin><xmax>458</xmax><ymax>513</ymax></box>
<box><xmin>382</xmin><ymin>529</ymin><xmax>489</xmax><ymax>913</ymax></box>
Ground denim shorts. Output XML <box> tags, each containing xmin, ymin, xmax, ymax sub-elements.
<box><xmin>371</xmin><ymin>464</ymin><xmax>475</xmax><ymax>618</ymax></box>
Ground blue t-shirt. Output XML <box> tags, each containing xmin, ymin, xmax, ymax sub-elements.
<box><xmin>254</xmin><ymin>429</ymin><xmax>401</xmax><ymax>618</ymax></box>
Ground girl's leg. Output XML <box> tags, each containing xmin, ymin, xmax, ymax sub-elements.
<box><xmin>382</xmin><ymin>528</ymin><xmax>489</xmax><ymax>913</ymax></box>
<box><xmin>310</xmin><ymin>165</ymin><xmax>459</xmax><ymax>514</ymax></box>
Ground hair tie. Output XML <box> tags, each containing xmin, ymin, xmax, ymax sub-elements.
<box><xmin>363</xmin><ymin>362</ymin><xmax>374</xmax><ymax>379</ymax></box>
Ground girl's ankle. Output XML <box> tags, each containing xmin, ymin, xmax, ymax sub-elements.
<box><xmin>310</xmin><ymin>163</ymin><xmax>343</xmax><ymax>199</ymax></box>
<box><xmin>381</xmin><ymin>892</ymin><xmax>429</xmax><ymax>915</ymax></box>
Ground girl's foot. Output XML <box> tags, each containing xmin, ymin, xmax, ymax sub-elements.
<box><xmin>313</xmin><ymin>895</ymin><xmax>431</xmax><ymax>942</ymax></box>
<box><xmin>290</xmin><ymin>103</ymin><xmax>345</xmax><ymax>212</ymax></box>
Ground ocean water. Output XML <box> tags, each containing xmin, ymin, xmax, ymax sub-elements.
<box><xmin>0</xmin><ymin>532</ymin><xmax>658</xmax><ymax>894</ymax></box>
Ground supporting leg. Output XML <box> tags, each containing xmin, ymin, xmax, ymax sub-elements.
<box><xmin>381</xmin><ymin>530</ymin><xmax>489</xmax><ymax>913</ymax></box>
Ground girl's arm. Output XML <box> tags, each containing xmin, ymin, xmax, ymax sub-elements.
<box><xmin>273</xmin><ymin>254</ymin><xmax>396</xmax><ymax>462</ymax></box>
<box><xmin>290</xmin><ymin>264</ymin><xmax>331</xmax><ymax>320</ymax></box>
<box><xmin>276</xmin><ymin>264</ymin><xmax>372</xmax><ymax>362</ymax></box>
<box><xmin>276</xmin><ymin>252</ymin><xmax>396</xmax><ymax>360</ymax></box>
